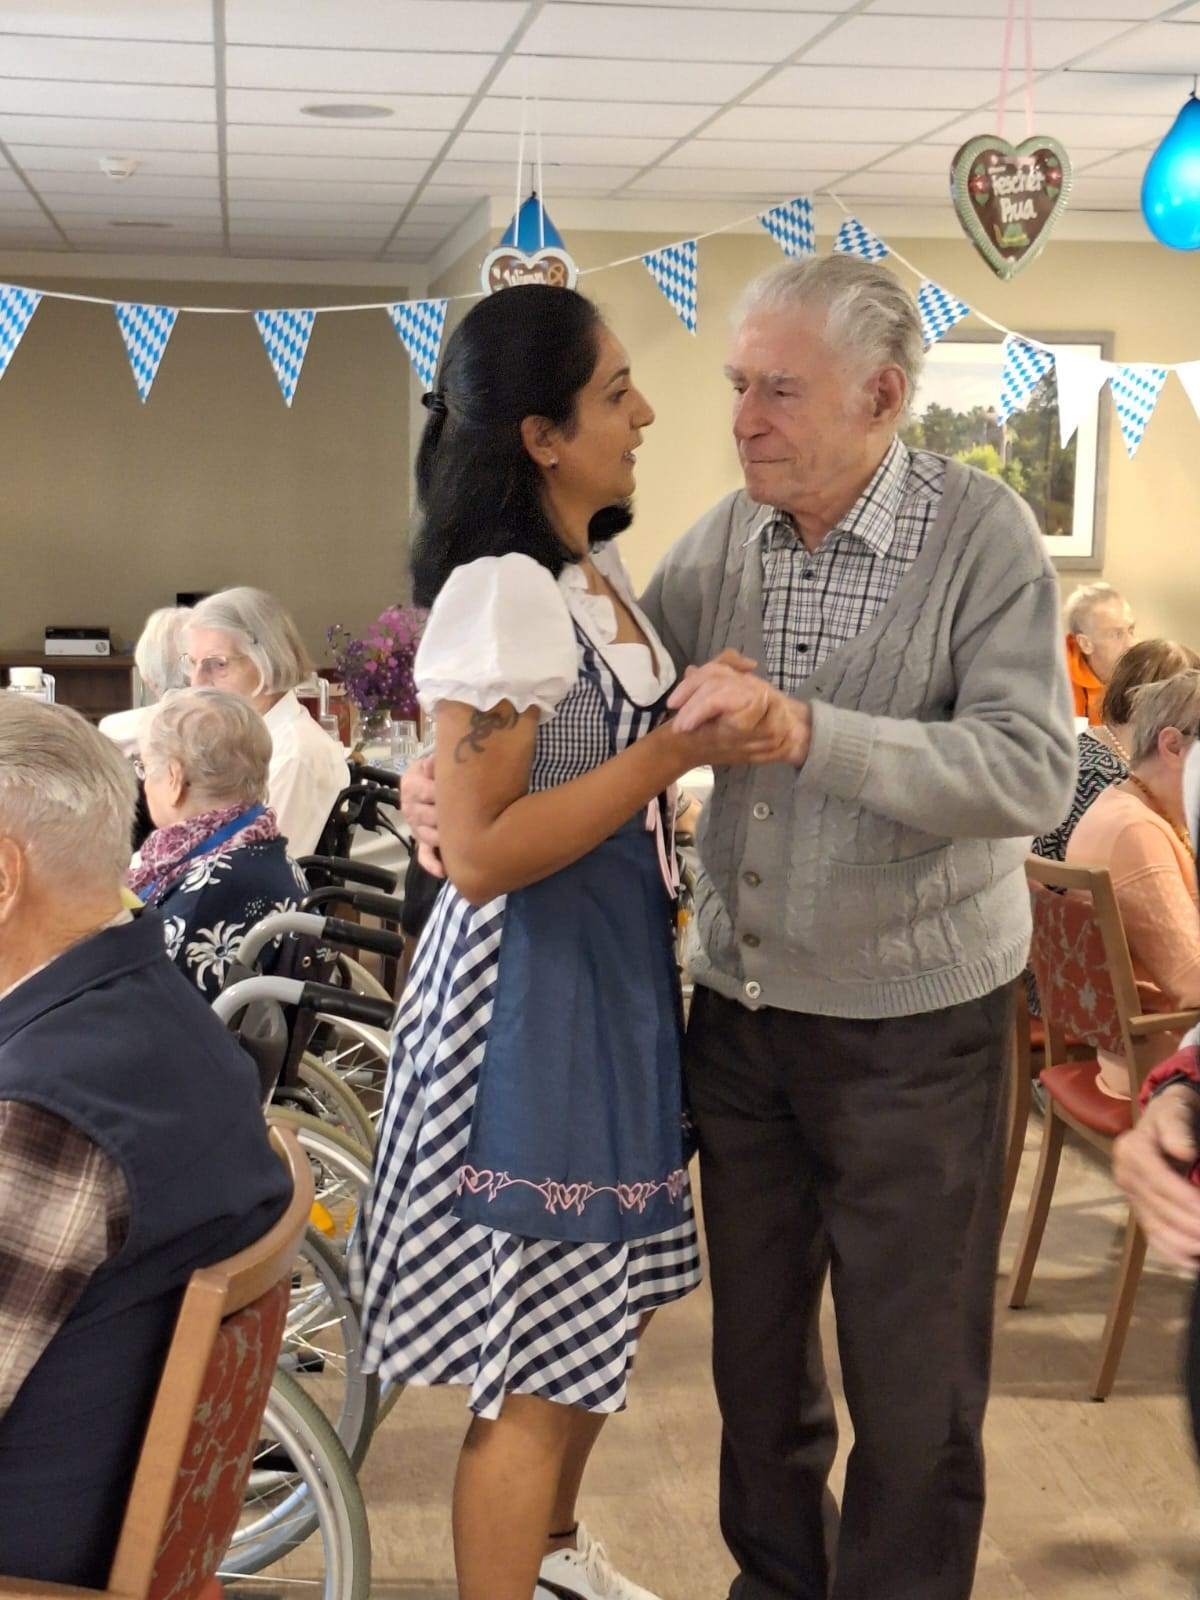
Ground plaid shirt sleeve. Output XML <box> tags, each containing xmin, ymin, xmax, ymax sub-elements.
<box><xmin>0</xmin><ymin>1100</ymin><xmax>129</xmax><ymax>1419</ymax></box>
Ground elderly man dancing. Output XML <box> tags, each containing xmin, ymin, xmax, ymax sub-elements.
<box><xmin>405</xmin><ymin>255</ymin><xmax>1075</xmax><ymax>1600</ymax></box>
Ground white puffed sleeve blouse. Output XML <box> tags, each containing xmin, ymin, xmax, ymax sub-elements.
<box><xmin>415</xmin><ymin>546</ymin><xmax>674</xmax><ymax>719</ymax></box>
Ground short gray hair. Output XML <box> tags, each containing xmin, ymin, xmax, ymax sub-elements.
<box><xmin>1128</xmin><ymin>670</ymin><xmax>1200</xmax><ymax>765</ymax></box>
<box><xmin>134</xmin><ymin>605</ymin><xmax>191</xmax><ymax>700</ymax></box>
<box><xmin>142</xmin><ymin>687</ymin><xmax>272</xmax><ymax>808</ymax></box>
<box><xmin>185</xmin><ymin>587</ymin><xmax>312</xmax><ymax>696</ymax></box>
<box><xmin>0</xmin><ymin>699</ymin><xmax>135</xmax><ymax>883</ymax></box>
<box><xmin>1065</xmin><ymin>582</ymin><xmax>1128</xmax><ymax>638</ymax></box>
<box><xmin>734</xmin><ymin>254</ymin><xmax>925</xmax><ymax>423</ymax></box>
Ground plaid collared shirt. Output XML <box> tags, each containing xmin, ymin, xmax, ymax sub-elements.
<box><xmin>758</xmin><ymin>438</ymin><xmax>946</xmax><ymax>693</ymax></box>
<box><xmin>0</xmin><ymin>1105</ymin><xmax>128</xmax><ymax>1419</ymax></box>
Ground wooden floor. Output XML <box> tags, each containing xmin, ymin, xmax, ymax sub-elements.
<box><xmin>345</xmin><ymin>1113</ymin><xmax>1200</xmax><ymax>1599</ymax></box>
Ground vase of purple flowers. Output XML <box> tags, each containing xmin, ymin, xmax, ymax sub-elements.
<box><xmin>327</xmin><ymin>604</ymin><xmax>427</xmax><ymax>752</ymax></box>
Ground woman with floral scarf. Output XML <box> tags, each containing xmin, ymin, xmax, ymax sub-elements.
<box><xmin>129</xmin><ymin>688</ymin><xmax>307</xmax><ymax>999</ymax></box>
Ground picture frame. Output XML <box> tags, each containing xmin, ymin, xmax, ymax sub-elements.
<box><xmin>902</xmin><ymin>330</ymin><xmax>1112</xmax><ymax>570</ymax></box>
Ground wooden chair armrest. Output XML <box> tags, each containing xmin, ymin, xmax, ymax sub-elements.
<box><xmin>1129</xmin><ymin>1010</ymin><xmax>1200</xmax><ymax>1038</ymax></box>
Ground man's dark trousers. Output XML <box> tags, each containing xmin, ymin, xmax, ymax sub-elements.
<box><xmin>686</xmin><ymin>981</ymin><xmax>1013</xmax><ymax>1600</ymax></box>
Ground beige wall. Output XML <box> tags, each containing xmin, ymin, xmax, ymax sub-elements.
<box><xmin>0</xmin><ymin>274</ymin><xmax>413</xmax><ymax>659</ymax></box>
<box><xmin>436</xmin><ymin>226</ymin><xmax>1200</xmax><ymax>646</ymax></box>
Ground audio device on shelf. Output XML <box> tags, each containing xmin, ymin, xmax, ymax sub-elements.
<box><xmin>44</xmin><ymin>626</ymin><xmax>112</xmax><ymax>657</ymax></box>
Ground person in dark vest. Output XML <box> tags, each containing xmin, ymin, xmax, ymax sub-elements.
<box><xmin>0</xmin><ymin>698</ymin><xmax>291</xmax><ymax>1585</ymax></box>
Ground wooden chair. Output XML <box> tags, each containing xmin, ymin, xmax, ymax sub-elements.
<box><xmin>0</xmin><ymin>1125</ymin><xmax>313</xmax><ymax>1600</ymax></box>
<box><xmin>1006</xmin><ymin>858</ymin><xmax>1199</xmax><ymax>1399</ymax></box>
<box><xmin>1001</xmin><ymin>982</ymin><xmax>1091</xmax><ymax>1229</ymax></box>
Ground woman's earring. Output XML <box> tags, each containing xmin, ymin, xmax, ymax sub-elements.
<box><xmin>548</xmin><ymin>457</ymin><xmax>559</xmax><ymax>469</ymax></box>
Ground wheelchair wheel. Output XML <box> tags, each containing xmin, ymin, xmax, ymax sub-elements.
<box><xmin>295</xmin><ymin>1053</ymin><xmax>377</xmax><ymax>1151</ymax></box>
<box><xmin>333</xmin><ymin>951</ymin><xmax>394</xmax><ymax>1004</ymax></box>
<box><xmin>266</xmin><ymin>1107</ymin><xmax>371</xmax><ymax>1259</ymax></box>
<box><xmin>219</xmin><ymin>1368</ymin><xmax>371</xmax><ymax>1598</ymax></box>
<box><xmin>283</xmin><ymin>1225</ymin><xmax>379</xmax><ymax>1468</ymax></box>
<box><xmin>313</xmin><ymin>1017</ymin><xmax>392</xmax><ymax>1130</ymax></box>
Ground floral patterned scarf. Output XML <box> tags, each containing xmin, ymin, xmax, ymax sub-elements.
<box><xmin>128</xmin><ymin>803</ymin><xmax>280</xmax><ymax>904</ymax></box>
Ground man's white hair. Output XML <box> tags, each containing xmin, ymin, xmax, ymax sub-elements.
<box><xmin>185</xmin><ymin>586</ymin><xmax>312</xmax><ymax>697</ymax></box>
<box><xmin>142</xmin><ymin>687</ymin><xmax>272</xmax><ymax>809</ymax></box>
<box><xmin>733</xmin><ymin>254</ymin><xmax>925</xmax><ymax>424</ymax></box>
<box><xmin>1128</xmin><ymin>670</ymin><xmax>1200</xmax><ymax>765</ymax></box>
<box><xmin>0</xmin><ymin>699</ymin><xmax>135</xmax><ymax>883</ymax></box>
<box><xmin>1064</xmin><ymin>581</ymin><xmax>1128</xmax><ymax>639</ymax></box>
<box><xmin>133</xmin><ymin>605</ymin><xmax>191</xmax><ymax>700</ymax></box>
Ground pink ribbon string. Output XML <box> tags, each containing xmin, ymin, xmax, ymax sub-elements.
<box><xmin>997</xmin><ymin>0</ymin><xmax>1016</xmax><ymax>141</ymax></box>
<box><xmin>1023</xmin><ymin>0</ymin><xmax>1035</xmax><ymax>139</ymax></box>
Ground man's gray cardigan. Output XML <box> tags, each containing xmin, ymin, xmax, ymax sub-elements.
<box><xmin>639</xmin><ymin>456</ymin><xmax>1076</xmax><ymax>1020</ymax></box>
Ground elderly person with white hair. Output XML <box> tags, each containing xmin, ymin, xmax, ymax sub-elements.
<box><xmin>182</xmin><ymin>587</ymin><xmax>345</xmax><ymax>857</ymax></box>
<box><xmin>1065</xmin><ymin>579</ymin><xmax>1136</xmax><ymax>725</ymax></box>
<box><xmin>98</xmin><ymin>605</ymin><xmax>191</xmax><ymax>757</ymax></box>
<box><xmin>399</xmin><ymin>252</ymin><xmax>1076</xmax><ymax>1600</ymax></box>
<box><xmin>0</xmin><ymin>698</ymin><xmax>288</xmax><ymax>1585</ymax></box>
<box><xmin>130</xmin><ymin>687</ymin><xmax>306</xmax><ymax>998</ymax></box>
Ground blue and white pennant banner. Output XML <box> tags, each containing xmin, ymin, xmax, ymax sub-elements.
<box><xmin>916</xmin><ymin>280</ymin><xmax>971</xmax><ymax>349</ymax></box>
<box><xmin>1109</xmin><ymin>364</ymin><xmax>1169</xmax><ymax>459</ymax></box>
<box><xmin>759</xmin><ymin>196</ymin><xmax>814</xmax><ymax>258</ymax></box>
<box><xmin>254</xmin><ymin>308</ymin><xmax>316</xmax><ymax>407</ymax></box>
<box><xmin>998</xmin><ymin>336</ymin><xmax>1055</xmax><ymax>424</ymax></box>
<box><xmin>833</xmin><ymin>216</ymin><xmax>888</xmax><ymax>262</ymax></box>
<box><xmin>642</xmin><ymin>240</ymin><xmax>697</xmax><ymax>333</ymax></box>
<box><xmin>114</xmin><ymin>301</ymin><xmax>178</xmax><ymax>403</ymax></box>
<box><xmin>0</xmin><ymin>283</ymin><xmax>40</xmax><ymax>381</ymax></box>
<box><xmin>388</xmin><ymin>298</ymin><xmax>448</xmax><ymax>391</ymax></box>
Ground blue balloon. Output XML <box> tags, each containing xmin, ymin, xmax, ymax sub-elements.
<box><xmin>1142</xmin><ymin>94</ymin><xmax>1200</xmax><ymax>251</ymax></box>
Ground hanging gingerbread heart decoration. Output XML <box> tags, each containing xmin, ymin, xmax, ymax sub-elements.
<box><xmin>481</xmin><ymin>192</ymin><xmax>578</xmax><ymax>295</ymax></box>
<box><xmin>950</xmin><ymin>135</ymin><xmax>1072</xmax><ymax>279</ymax></box>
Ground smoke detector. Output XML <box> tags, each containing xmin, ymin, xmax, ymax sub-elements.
<box><xmin>100</xmin><ymin>155</ymin><xmax>140</xmax><ymax>182</ymax></box>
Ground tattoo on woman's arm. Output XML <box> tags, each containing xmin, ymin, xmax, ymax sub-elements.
<box><xmin>455</xmin><ymin>706</ymin><xmax>520</xmax><ymax>762</ymax></box>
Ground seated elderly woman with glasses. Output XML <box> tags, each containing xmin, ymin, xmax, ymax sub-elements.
<box><xmin>181</xmin><ymin>588</ymin><xmax>346</xmax><ymax>858</ymax></box>
<box><xmin>130</xmin><ymin>688</ymin><xmax>307</xmax><ymax>999</ymax></box>
<box><xmin>1067</xmin><ymin>669</ymin><xmax>1200</xmax><ymax>1099</ymax></box>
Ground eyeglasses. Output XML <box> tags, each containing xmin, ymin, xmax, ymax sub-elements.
<box><xmin>180</xmin><ymin>652</ymin><xmax>249</xmax><ymax>681</ymax></box>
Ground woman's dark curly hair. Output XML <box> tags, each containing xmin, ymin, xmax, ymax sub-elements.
<box><xmin>409</xmin><ymin>284</ymin><xmax>631</xmax><ymax>606</ymax></box>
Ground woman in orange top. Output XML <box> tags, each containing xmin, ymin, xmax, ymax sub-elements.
<box><xmin>1067</xmin><ymin>670</ymin><xmax>1200</xmax><ymax>1097</ymax></box>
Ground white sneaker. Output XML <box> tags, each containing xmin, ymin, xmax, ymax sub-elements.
<box><xmin>535</xmin><ymin>1522</ymin><xmax>664</xmax><ymax>1600</ymax></box>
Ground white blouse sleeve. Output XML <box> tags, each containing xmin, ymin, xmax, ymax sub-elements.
<box><xmin>415</xmin><ymin>552</ymin><xmax>578</xmax><ymax>722</ymax></box>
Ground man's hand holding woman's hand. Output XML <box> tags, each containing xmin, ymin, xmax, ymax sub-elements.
<box><xmin>667</xmin><ymin>650</ymin><xmax>811</xmax><ymax>768</ymax></box>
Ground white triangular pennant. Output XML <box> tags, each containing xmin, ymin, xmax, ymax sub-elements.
<box><xmin>1108</xmin><ymin>363</ymin><xmax>1169</xmax><ymax>459</ymax></box>
<box><xmin>1176</xmin><ymin>361</ymin><xmax>1200</xmax><ymax>427</ymax></box>
<box><xmin>833</xmin><ymin>217</ymin><xmax>888</xmax><ymax>261</ymax></box>
<box><xmin>642</xmin><ymin>240</ymin><xmax>697</xmax><ymax>333</ymax></box>
<box><xmin>759</xmin><ymin>197</ymin><xmax>814</xmax><ymax>258</ymax></box>
<box><xmin>915</xmin><ymin>280</ymin><xmax>971</xmax><ymax>349</ymax></box>
<box><xmin>997</xmin><ymin>336</ymin><xmax>1054</xmax><ymax>424</ymax></box>
<box><xmin>388</xmin><ymin>297</ymin><xmax>448</xmax><ymax>391</ymax></box>
<box><xmin>114</xmin><ymin>301</ymin><xmax>178</xmax><ymax>403</ymax></box>
<box><xmin>254</xmin><ymin>307</ymin><xmax>316</xmax><ymax>406</ymax></box>
<box><xmin>0</xmin><ymin>283</ymin><xmax>41</xmax><ymax>381</ymax></box>
<box><xmin>1049</xmin><ymin>348</ymin><xmax>1111</xmax><ymax>449</ymax></box>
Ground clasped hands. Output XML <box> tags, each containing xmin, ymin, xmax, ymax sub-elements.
<box><xmin>668</xmin><ymin>649</ymin><xmax>810</xmax><ymax>769</ymax></box>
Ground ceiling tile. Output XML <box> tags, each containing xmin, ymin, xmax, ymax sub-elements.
<box><xmin>64</xmin><ymin>226</ymin><xmax>224</xmax><ymax>247</ymax></box>
<box><xmin>449</xmin><ymin>130</ymin><xmax>673</xmax><ymax>165</ymax></box>
<box><xmin>875</xmin><ymin>0</ymin><xmax>1173</xmax><ymax>13</ymax></box>
<box><xmin>432</xmin><ymin>159</ymin><xmax>638</xmax><ymax>189</ymax></box>
<box><xmin>0</xmin><ymin>81</ymin><xmax>216</xmax><ymax>121</ymax></box>
<box><xmin>226</xmin><ymin>1</ymin><xmax>526</xmax><ymax>51</ymax></box>
<box><xmin>0</xmin><ymin>36</ymin><xmax>213</xmax><ymax>85</ymax></box>
<box><xmin>0</xmin><ymin>117</ymin><xmax>218</xmax><ymax>152</ymax></box>
<box><xmin>0</xmin><ymin>189</ymin><xmax>52</xmax><ymax>212</ymax></box>
<box><xmin>226</xmin><ymin>152</ymin><xmax>432</xmax><ymax>182</ymax></box>
<box><xmin>519</xmin><ymin>4</ymin><xmax>841</xmax><ymax>63</ymax></box>
<box><xmin>745</xmin><ymin>65</ymin><xmax>1003</xmax><ymax>110</ymax></box>
<box><xmin>229</xmin><ymin>217</ymin><xmax>392</xmax><ymax>237</ymax></box>
<box><xmin>836</xmin><ymin>172</ymin><xmax>950</xmax><ymax>199</ymax></box>
<box><xmin>227</xmin><ymin>197</ymin><xmax>411</xmax><ymax>219</ymax></box>
<box><xmin>27</xmin><ymin>170</ymin><xmax>221</xmax><ymax>197</ymax></box>
<box><xmin>226</xmin><ymin>177</ymin><xmax>417</xmax><ymax>202</ymax></box>
<box><xmin>1012</xmin><ymin>69</ymin><xmax>1196</xmax><ymax>115</ymax></box>
<box><xmin>49</xmin><ymin>194</ymin><xmax>222</xmax><ymax>218</ymax></box>
<box><xmin>566</xmin><ymin>0</ymin><xmax>856</xmax><ymax>7</ymax></box>
<box><xmin>934</xmin><ymin>108</ymin><xmax>1169</xmax><ymax>147</ymax></box>
<box><xmin>1077</xmin><ymin>148</ymin><xmax>1154</xmax><ymax>176</ymax></box>
<box><xmin>226</xmin><ymin>89</ymin><xmax>469</xmax><ymax>128</ymax></box>
<box><xmin>1067</xmin><ymin>174</ymin><xmax>1143</xmax><ymax>207</ymax></box>
<box><xmin>491</xmin><ymin>55</ymin><xmax>763</xmax><ymax>102</ymax></box>
<box><xmin>869</xmin><ymin>142</ymin><xmax>1119</xmax><ymax>174</ymax></box>
<box><xmin>466</xmin><ymin>97</ymin><xmax>717</xmax><ymax>138</ymax></box>
<box><xmin>625</xmin><ymin>166</ymin><xmax>844</xmax><ymax>194</ymax></box>
<box><xmin>226</xmin><ymin>45</ymin><xmax>491</xmax><ymax>97</ymax></box>
<box><xmin>226</xmin><ymin>123</ymin><xmax>447</xmax><ymax>158</ymax></box>
<box><xmin>664</xmin><ymin>138</ymin><xmax>894</xmax><ymax>169</ymax></box>
<box><xmin>802</xmin><ymin>15</ymin><xmax>1133</xmax><ymax>70</ymax></box>
<box><xmin>703</xmin><ymin>105</ymin><xmax>949</xmax><ymax>142</ymax></box>
<box><xmin>1062</xmin><ymin>19</ymin><xmax>1200</xmax><ymax>73</ymax></box>
<box><xmin>8</xmin><ymin>144</ymin><xmax>218</xmax><ymax>175</ymax></box>
<box><xmin>0</xmin><ymin>1</ymin><xmax>213</xmax><ymax>40</ymax></box>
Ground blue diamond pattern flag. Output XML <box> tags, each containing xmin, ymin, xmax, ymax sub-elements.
<box><xmin>254</xmin><ymin>307</ymin><xmax>316</xmax><ymax>407</ymax></box>
<box><xmin>0</xmin><ymin>283</ymin><xmax>41</xmax><ymax>381</ymax></box>
<box><xmin>833</xmin><ymin>217</ymin><xmax>888</xmax><ymax>262</ymax></box>
<box><xmin>114</xmin><ymin>301</ymin><xmax>178</xmax><ymax>403</ymax></box>
<box><xmin>1109</xmin><ymin>363</ymin><xmax>1169</xmax><ymax>458</ymax></box>
<box><xmin>997</xmin><ymin>336</ymin><xmax>1055</xmax><ymax>423</ymax></box>
<box><xmin>916</xmin><ymin>280</ymin><xmax>971</xmax><ymax>349</ymax></box>
<box><xmin>760</xmin><ymin>197</ymin><xmax>815</xmax><ymax>258</ymax></box>
<box><xmin>642</xmin><ymin>240</ymin><xmax>697</xmax><ymax>333</ymax></box>
<box><xmin>388</xmin><ymin>298</ymin><xmax>448</xmax><ymax>391</ymax></box>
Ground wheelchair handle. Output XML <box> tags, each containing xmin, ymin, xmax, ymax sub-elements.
<box><xmin>301</xmin><ymin>886</ymin><xmax>406</xmax><ymax>923</ymax></box>
<box><xmin>298</xmin><ymin>981</ymin><xmax>395</xmax><ymax>1029</ymax></box>
<box><xmin>212</xmin><ymin>974</ymin><xmax>307</xmax><ymax>1024</ymax></box>
<box><xmin>354</xmin><ymin>763</ymin><xmax>402</xmax><ymax>790</ymax></box>
<box><xmin>296</xmin><ymin>854</ymin><xmax>397</xmax><ymax>892</ymax></box>
<box><xmin>323</xmin><ymin>916</ymin><xmax>407</xmax><ymax>959</ymax></box>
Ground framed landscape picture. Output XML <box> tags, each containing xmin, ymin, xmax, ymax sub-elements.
<box><xmin>901</xmin><ymin>332</ymin><xmax>1110</xmax><ymax>569</ymax></box>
